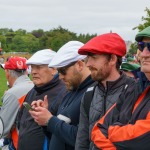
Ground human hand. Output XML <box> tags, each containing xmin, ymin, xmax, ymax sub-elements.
<box><xmin>31</xmin><ymin>95</ymin><xmax>48</xmax><ymax>109</ymax></box>
<box><xmin>29</xmin><ymin>106</ymin><xmax>52</xmax><ymax>126</ymax></box>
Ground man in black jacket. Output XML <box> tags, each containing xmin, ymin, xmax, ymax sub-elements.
<box><xmin>18</xmin><ymin>49</ymin><xmax>66</xmax><ymax>150</ymax></box>
<box><xmin>75</xmin><ymin>33</ymin><xmax>140</xmax><ymax>150</ymax></box>
<box><xmin>91</xmin><ymin>26</ymin><xmax>150</xmax><ymax>150</ymax></box>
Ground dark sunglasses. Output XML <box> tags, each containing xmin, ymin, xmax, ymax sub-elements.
<box><xmin>138</xmin><ymin>42</ymin><xmax>150</xmax><ymax>52</ymax></box>
<box><xmin>57</xmin><ymin>61</ymin><xmax>77</xmax><ymax>75</ymax></box>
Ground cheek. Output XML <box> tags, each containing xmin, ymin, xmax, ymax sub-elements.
<box><xmin>141</xmin><ymin>65</ymin><xmax>150</xmax><ymax>72</ymax></box>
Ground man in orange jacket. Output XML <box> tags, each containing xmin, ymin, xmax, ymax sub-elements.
<box><xmin>92</xmin><ymin>26</ymin><xmax>150</xmax><ymax>150</ymax></box>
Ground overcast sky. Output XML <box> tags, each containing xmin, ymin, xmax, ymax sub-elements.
<box><xmin>0</xmin><ymin>0</ymin><xmax>149</xmax><ymax>42</ymax></box>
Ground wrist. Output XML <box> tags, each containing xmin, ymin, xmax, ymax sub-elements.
<box><xmin>45</xmin><ymin>116</ymin><xmax>52</xmax><ymax>126</ymax></box>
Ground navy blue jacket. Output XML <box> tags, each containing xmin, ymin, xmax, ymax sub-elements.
<box><xmin>131</xmin><ymin>67</ymin><xmax>150</xmax><ymax>91</ymax></box>
<box><xmin>45</xmin><ymin>75</ymin><xmax>94</xmax><ymax>150</ymax></box>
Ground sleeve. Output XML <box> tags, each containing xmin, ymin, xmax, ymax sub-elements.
<box><xmin>0</xmin><ymin>92</ymin><xmax>20</xmax><ymax>137</ymax></box>
<box><xmin>92</xmin><ymin>79</ymin><xmax>142</xmax><ymax>150</ymax></box>
<box><xmin>108</xmin><ymin>111</ymin><xmax>150</xmax><ymax>150</ymax></box>
<box><xmin>91</xmin><ymin>104</ymin><xmax>117</xmax><ymax>150</ymax></box>
<box><xmin>75</xmin><ymin>97</ymin><xmax>90</xmax><ymax>150</ymax></box>
<box><xmin>42</xmin><ymin>126</ymin><xmax>52</xmax><ymax>139</ymax></box>
<box><xmin>46</xmin><ymin>116</ymin><xmax>78</xmax><ymax>147</ymax></box>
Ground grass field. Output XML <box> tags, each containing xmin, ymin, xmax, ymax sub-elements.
<box><xmin>0</xmin><ymin>68</ymin><xmax>7</xmax><ymax>106</ymax></box>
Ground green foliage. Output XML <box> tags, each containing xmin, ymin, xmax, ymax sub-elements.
<box><xmin>0</xmin><ymin>68</ymin><xmax>7</xmax><ymax>106</ymax></box>
<box><xmin>128</xmin><ymin>42</ymin><xmax>138</xmax><ymax>55</ymax></box>
<box><xmin>11</xmin><ymin>34</ymin><xmax>40</xmax><ymax>53</ymax></box>
<box><xmin>0</xmin><ymin>26</ymin><xmax>96</xmax><ymax>54</ymax></box>
<box><xmin>133</xmin><ymin>7</ymin><xmax>150</xmax><ymax>31</ymax></box>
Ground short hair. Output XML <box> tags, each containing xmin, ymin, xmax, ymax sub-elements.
<box><xmin>8</xmin><ymin>70</ymin><xmax>26</xmax><ymax>78</ymax></box>
<box><xmin>104</xmin><ymin>54</ymin><xmax>122</xmax><ymax>71</ymax></box>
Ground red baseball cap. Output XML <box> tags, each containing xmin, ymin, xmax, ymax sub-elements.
<box><xmin>78</xmin><ymin>33</ymin><xmax>126</xmax><ymax>56</ymax></box>
<box><xmin>4</xmin><ymin>56</ymin><xmax>28</xmax><ymax>72</ymax></box>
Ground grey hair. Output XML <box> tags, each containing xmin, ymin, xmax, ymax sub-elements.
<box><xmin>8</xmin><ymin>70</ymin><xmax>26</xmax><ymax>78</ymax></box>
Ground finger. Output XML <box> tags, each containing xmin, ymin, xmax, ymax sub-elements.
<box><xmin>31</xmin><ymin>101</ymin><xmax>37</xmax><ymax>106</ymax></box>
<box><xmin>43</xmin><ymin>95</ymin><xmax>48</xmax><ymax>108</ymax></box>
<box><xmin>36</xmin><ymin>100</ymin><xmax>44</xmax><ymax>107</ymax></box>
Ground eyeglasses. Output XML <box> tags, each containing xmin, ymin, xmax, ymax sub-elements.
<box><xmin>138</xmin><ymin>42</ymin><xmax>150</xmax><ymax>52</ymax></box>
<box><xmin>57</xmin><ymin>61</ymin><xmax>77</xmax><ymax>75</ymax></box>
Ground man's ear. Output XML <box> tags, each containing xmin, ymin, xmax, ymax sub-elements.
<box><xmin>76</xmin><ymin>60</ymin><xmax>84</xmax><ymax>71</ymax></box>
<box><xmin>50</xmin><ymin>68</ymin><xmax>57</xmax><ymax>76</ymax></box>
<box><xmin>110</xmin><ymin>54</ymin><xmax>117</xmax><ymax>65</ymax></box>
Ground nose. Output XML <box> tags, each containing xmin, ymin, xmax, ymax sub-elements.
<box><xmin>140</xmin><ymin>47</ymin><xmax>150</xmax><ymax>58</ymax></box>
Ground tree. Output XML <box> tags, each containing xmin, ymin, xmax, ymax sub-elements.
<box><xmin>128</xmin><ymin>7</ymin><xmax>150</xmax><ymax>56</ymax></box>
<box><xmin>133</xmin><ymin>7</ymin><xmax>150</xmax><ymax>31</ymax></box>
<box><xmin>11</xmin><ymin>34</ymin><xmax>40</xmax><ymax>53</ymax></box>
<box><xmin>31</xmin><ymin>29</ymin><xmax>45</xmax><ymax>38</ymax></box>
<box><xmin>0</xmin><ymin>26</ymin><xmax>97</xmax><ymax>53</ymax></box>
<box><xmin>46</xmin><ymin>26</ymin><xmax>77</xmax><ymax>51</ymax></box>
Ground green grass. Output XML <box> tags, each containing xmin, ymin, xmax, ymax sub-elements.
<box><xmin>0</xmin><ymin>68</ymin><xmax>7</xmax><ymax>106</ymax></box>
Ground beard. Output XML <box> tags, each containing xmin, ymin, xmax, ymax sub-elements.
<box><xmin>66</xmin><ymin>68</ymin><xmax>83</xmax><ymax>91</ymax></box>
<box><xmin>89</xmin><ymin>65</ymin><xmax>110</xmax><ymax>82</ymax></box>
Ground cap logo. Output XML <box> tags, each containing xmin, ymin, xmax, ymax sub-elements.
<box><xmin>16</xmin><ymin>60</ymin><xmax>23</xmax><ymax>69</ymax></box>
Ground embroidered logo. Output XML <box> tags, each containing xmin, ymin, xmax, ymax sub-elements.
<box><xmin>16</xmin><ymin>60</ymin><xmax>23</xmax><ymax>69</ymax></box>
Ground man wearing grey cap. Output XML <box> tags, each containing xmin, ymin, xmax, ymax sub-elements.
<box><xmin>17</xmin><ymin>49</ymin><xmax>66</xmax><ymax>150</ymax></box>
<box><xmin>29</xmin><ymin>41</ymin><xmax>95</xmax><ymax>150</ymax></box>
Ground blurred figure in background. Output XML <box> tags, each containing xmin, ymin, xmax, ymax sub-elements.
<box><xmin>120</xmin><ymin>62</ymin><xmax>140</xmax><ymax>78</ymax></box>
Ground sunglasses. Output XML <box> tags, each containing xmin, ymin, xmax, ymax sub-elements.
<box><xmin>57</xmin><ymin>61</ymin><xmax>77</xmax><ymax>75</ymax></box>
<box><xmin>138</xmin><ymin>42</ymin><xmax>150</xmax><ymax>52</ymax></box>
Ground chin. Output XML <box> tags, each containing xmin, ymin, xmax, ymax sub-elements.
<box><xmin>141</xmin><ymin>68</ymin><xmax>150</xmax><ymax>73</ymax></box>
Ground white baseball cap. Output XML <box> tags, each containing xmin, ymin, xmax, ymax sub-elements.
<box><xmin>48</xmin><ymin>41</ymin><xmax>86</xmax><ymax>68</ymax></box>
<box><xmin>26</xmin><ymin>49</ymin><xmax>56</xmax><ymax>65</ymax></box>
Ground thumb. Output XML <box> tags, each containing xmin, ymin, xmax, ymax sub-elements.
<box><xmin>43</xmin><ymin>95</ymin><xmax>48</xmax><ymax>109</ymax></box>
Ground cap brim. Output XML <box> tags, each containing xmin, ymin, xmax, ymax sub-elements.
<box><xmin>78</xmin><ymin>48</ymin><xmax>103</xmax><ymax>55</ymax></box>
<box><xmin>0</xmin><ymin>64</ymin><xmax>5</xmax><ymax>69</ymax></box>
<box><xmin>135</xmin><ymin>34</ymin><xmax>150</xmax><ymax>42</ymax></box>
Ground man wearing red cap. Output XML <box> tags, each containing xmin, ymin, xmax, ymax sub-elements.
<box><xmin>0</xmin><ymin>56</ymin><xmax>34</xmax><ymax>149</ymax></box>
<box><xmin>91</xmin><ymin>26</ymin><xmax>150</xmax><ymax>150</ymax></box>
<box><xmin>75</xmin><ymin>33</ymin><xmax>140</xmax><ymax>150</ymax></box>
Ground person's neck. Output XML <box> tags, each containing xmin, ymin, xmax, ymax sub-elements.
<box><xmin>144</xmin><ymin>73</ymin><xmax>150</xmax><ymax>81</ymax></box>
<box><xmin>80</xmin><ymin>68</ymin><xmax>91</xmax><ymax>83</ymax></box>
<box><xmin>9</xmin><ymin>77</ymin><xmax>17</xmax><ymax>88</ymax></box>
<box><xmin>101</xmin><ymin>70</ymin><xmax>120</xmax><ymax>88</ymax></box>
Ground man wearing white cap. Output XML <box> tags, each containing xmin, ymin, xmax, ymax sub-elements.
<box><xmin>17</xmin><ymin>49</ymin><xmax>66</xmax><ymax>150</ymax></box>
<box><xmin>29</xmin><ymin>41</ymin><xmax>95</xmax><ymax>150</ymax></box>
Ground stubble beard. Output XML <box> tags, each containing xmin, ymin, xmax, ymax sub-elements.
<box><xmin>90</xmin><ymin>66</ymin><xmax>110</xmax><ymax>82</ymax></box>
<box><xmin>66</xmin><ymin>70</ymin><xmax>83</xmax><ymax>91</ymax></box>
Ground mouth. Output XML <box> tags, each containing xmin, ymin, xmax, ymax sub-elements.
<box><xmin>32</xmin><ymin>77</ymin><xmax>39</xmax><ymax>80</ymax></box>
<box><xmin>141</xmin><ymin>61</ymin><xmax>150</xmax><ymax>65</ymax></box>
<box><xmin>89</xmin><ymin>67</ymin><xmax>97</xmax><ymax>71</ymax></box>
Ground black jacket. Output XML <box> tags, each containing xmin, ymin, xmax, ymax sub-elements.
<box><xmin>75</xmin><ymin>71</ymin><xmax>139</xmax><ymax>150</ymax></box>
<box><xmin>91</xmin><ymin>81</ymin><xmax>147</xmax><ymax>150</ymax></box>
<box><xmin>18</xmin><ymin>74</ymin><xmax>66</xmax><ymax>150</ymax></box>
